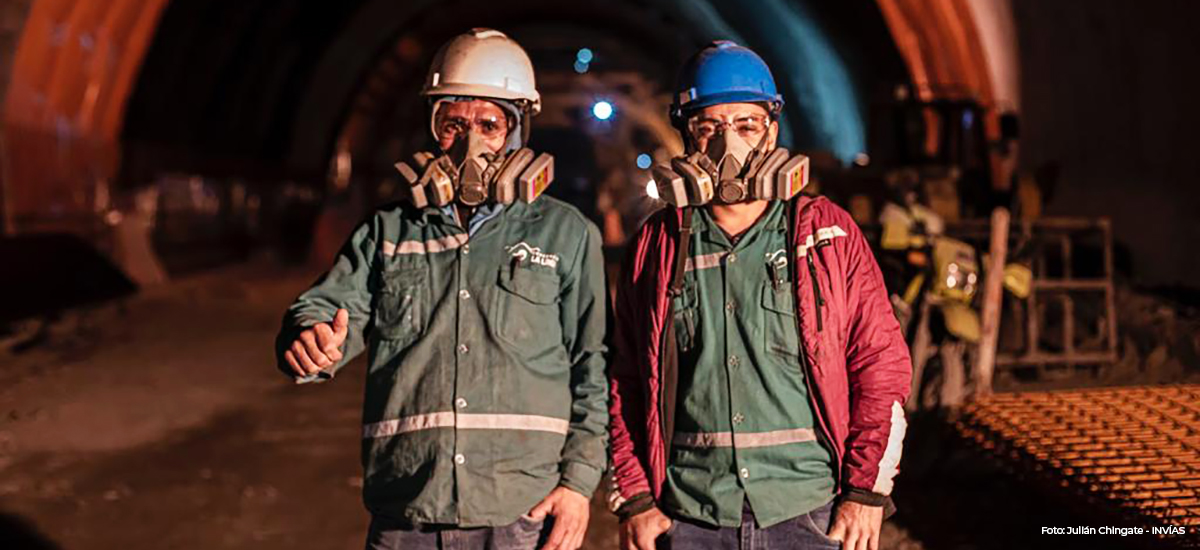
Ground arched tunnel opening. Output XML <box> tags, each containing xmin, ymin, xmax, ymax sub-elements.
<box><xmin>113</xmin><ymin>0</ymin><xmax>909</xmax><ymax>269</ymax></box>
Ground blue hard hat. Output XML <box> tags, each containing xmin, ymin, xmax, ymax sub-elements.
<box><xmin>670</xmin><ymin>41</ymin><xmax>784</xmax><ymax>126</ymax></box>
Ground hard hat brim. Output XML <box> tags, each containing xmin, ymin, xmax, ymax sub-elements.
<box><xmin>675</xmin><ymin>90</ymin><xmax>783</xmax><ymax>119</ymax></box>
<box><xmin>422</xmin><ymin>83</ymin><xmax>541</xmax><ymax>115</ymax></box>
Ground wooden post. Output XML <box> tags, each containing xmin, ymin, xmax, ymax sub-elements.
<box><xmin>940</xmin><ymin>340</ymin><xmax>968</xmax><ymax>407</ymax></box>
<box><xmin>974</xmin><ymin>207</ymin><xmax>1010</xmax><ymax>396</ymax></box>
<box><xmin>907</xmin><ymin>300</ymin><xmax>933</xmax><ymax>413</ymax></box>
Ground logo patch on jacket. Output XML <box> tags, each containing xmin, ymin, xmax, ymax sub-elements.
<box><xmin>766</xmin><ymin>248</ymin><xmax>788</xmax><ymax>269</ymax></box>
<box><xmin>506</xmin><ymin>242</ymin><xmax>560</xmax><ymax>269</ymax></box>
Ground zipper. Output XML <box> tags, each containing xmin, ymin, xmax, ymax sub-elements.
<box><xmin>806</xmin><ymin>239</ymin><xmax>831</xmax><ymax>332</ymax></box>
<box><xmin>799</xmin><ymin>349</ymin><xmax>841</xmax><ymax>486</ymax></box>
<box><xmin>657</xmin><ymin>208</ymin><xmax>694</xmax><ymax>478</ymax></box>
<box><xmin>799</xmin><ymin>244</ymin><xmax>842</xmax><ymax>486</ymax></box>
<box><xmin>788</xmin><ymin>199</ymin><xmax>841</xmax><ymax>487</ymax></box>
<box><xmin>657</xmin><ymin>316</ymin><xmax>670</xmax><ymax>448</ymax></box>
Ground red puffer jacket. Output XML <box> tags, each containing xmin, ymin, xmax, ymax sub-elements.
<box><xmin>608</xmin><ymin>196</ymin><xmax>912</xmax><ymax>514</ymax></box>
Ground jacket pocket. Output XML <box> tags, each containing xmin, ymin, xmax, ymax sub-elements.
<box><xmin>376</xmin><ymin>267</ymin><xmax>428</xmax><ymax>345</ymax></box>
<box><xmin>671</xmin><ymin>282</ymin><xmax>699</xmax><ymax>353</ymax></box>
<box><xmin>493</xmin><ymin>265</ymin><xmax>563</xmax><ymax>354</ymax></box>
<box><xmin>762</xmin><ymin>283</ymin><xmax>801</xmax><ymax>359</ymax></box>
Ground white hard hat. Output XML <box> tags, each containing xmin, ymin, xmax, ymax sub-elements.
<box><xmin>422</xmin><ymin>28</ymin><xmax>541</xmax><ymax>115</ymax></box>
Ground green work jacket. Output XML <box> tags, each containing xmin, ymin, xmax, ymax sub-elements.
<box><xmin>276</xmin><ymin>198</ymin><xmax>608</xmax><ymax>527</ymax></box>
<box><xmin>662</xmin><ymin>202</ymin><xmax>836</xmax><ymax>528</ymax></box>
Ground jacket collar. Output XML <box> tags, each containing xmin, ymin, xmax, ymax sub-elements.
<box><xmin>694</xmin><ymin>201</ymin><xmax>788</xmax><ymax>246</ymax></box>
<box><xmin>408</xmin><ymin>200</ymin><xmax>543</xmax><ymax>227</ymax></box>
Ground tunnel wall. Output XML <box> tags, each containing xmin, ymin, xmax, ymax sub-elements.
<box><xmin>1013</xmin><ymin>0</ymin><xmax>1200</xmax><ymax>288</ymax></box>
<box><xmin>0</xmin><ymin>0</ymin><xmax>33</xmax><ymax>115</ymax></box>
<box><xmin>964</xmin><ymin>0</ymin><xmax>1019</xmax><ymax>112</ymax></box>
<box><xmin>2</xmin><ymin>0</ymin><xmax>1011</xmax><ymax>231</ymax></box>
<box><xmin>0</xmin><ymin>0</ymin><xmax>34</xmax><ymax>233</ymax></box>
<box><xmin>0</xmin><ymin>0</ymin><xmax>169</xmax><ymax>236</ymax></box>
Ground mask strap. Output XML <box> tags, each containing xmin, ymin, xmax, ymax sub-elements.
<box><xmin>746</xmin><ymin>124</ymin><xmax>773</xmax><ymax>164</ymax></box>
<box><xmin>671</xmin><ymin>207</ymin><xmax>695</xmax><ymax>295</ymax></box>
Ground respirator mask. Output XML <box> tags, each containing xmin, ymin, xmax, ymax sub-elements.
<box><xmin>394</xmin><ymin>101</ymin><xmax>554</xmax><ymax>208</ymax></box>
<box><xmin>651</xmin><ymin>116</ymin><xmax>809</xmax><ymax>207</ymax></box>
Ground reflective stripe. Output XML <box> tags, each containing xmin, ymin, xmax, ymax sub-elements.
<box><xmin>363</xmin><ymin>412</ymin><xmax>454</xmax><ymax>438</ymax></box>
<box><xmin>381</xmin><ymin>234</ymin><xmax>469</xmax><ymax>256</ymax></box>
<box><xmin>675</xmin><ymin>431</ymin><xmax>733</xmax><ymax>447</ymax></box>
<box><xmin>816</xmin><ymin>226</ymin><xmax>846</xmax><ymax>241</ymax></box>
<box><xmin>363</xmin><ymin>412</ymin><xmax>569</xmax><ymax>439</ymax></box>
<box><xmin>796</xmin><ymin>225</ymin><xmax>848</xmax><ymax>257</ymax></box>
<box><xmin>455</xmin><ymin>413</ymin><xmax>569</xmax><ymax>434</ymax></box>
<box><xmin>871</xmin><ymin>401</ymin><xmax>906</xmax><ymax>495</ymax></box>
<box><xmin>685</xmin><ymin>252</ymin><xmax>727</xmax><ymax>272</ymax></box>
<box><xmin>732</xmin><ymin>428</ymin><xmax>816</xmax><ymax>448</ymax></box>
<box><xmin>607</xmin><ymin>477</ymin><xmax>628</xmax><ymax>512</ymax></box>
<box><xmin>673</xmin><ymin>428</ymin><xmax>817</xmax><ymax>449</ymax></box>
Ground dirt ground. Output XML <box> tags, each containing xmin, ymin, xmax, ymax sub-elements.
<box><xmin>0</xmin><ymin>262</ymin><xmax>1109</xmax><ymax>550</ymax></box>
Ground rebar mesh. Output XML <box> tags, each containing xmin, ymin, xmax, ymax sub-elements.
<box><xmin>957</xmin><ymin>385</ymin><xmax>1200</xmax><ymax>548</ymax></box>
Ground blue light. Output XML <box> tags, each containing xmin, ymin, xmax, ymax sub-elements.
<box><xmin>636</xmin><ymin>154</ymin><xmax>652</xmax><ymax>169</ymax></box>
<box><xmin>592</xmin><ymin>101</ymin><xmax>613</xmax><ymax>120</ymax></box>
<box><xmin>573</xmin><ymin>60</ymin><xmax>589</xmax><ymax>74</ymax></box>
<box><xmin>576</xmin><ymin>48</ymin><xmax>594</xmax><ymax>63</ymax></box>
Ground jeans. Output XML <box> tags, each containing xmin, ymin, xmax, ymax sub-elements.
<box><xmin>659</xmin><ymin>501</ymin><xmax>841</xmax><ymax>550</ymax></box>
<box><xmin>365</xmin><ymin>515</ymin><xmax>552</xmax><ymax>550</ymax></box>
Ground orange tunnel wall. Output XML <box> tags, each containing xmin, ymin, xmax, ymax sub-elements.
<box><xmin>0</xmin><ymin>0</ymin><xmax>1016</xmax><ymax>235</ymax></box>
<box><xmin>1</xmin><ymin>0</ymin><xmax>168</xmax><ymax>234</ymax></box>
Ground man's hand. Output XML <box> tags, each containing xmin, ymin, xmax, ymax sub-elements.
<box><xmin>827</xmin><ymin>500</ymin><xmax>883</xmax><ymax>550</ymax></box>
<box><xmin>528</xmin><ymin>486</ymin><xmax>590</xmax><ymax>550</ymax></box>
<box><xmin>620</xmin><ymin>506</ymin><xmax>672</xmax><ymax>550</ymax></box>
<box><xmin>284</xmin><ymin>309</ymin><xmax>349</xmax><ymax>377</ymax></box>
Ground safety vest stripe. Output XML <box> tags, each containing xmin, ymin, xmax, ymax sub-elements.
<box><xmin>685</xmin><ymin>252</ymin><xmax>728</xmax><ymax>273</ymax></box>
<box><xmin>363</xmin><ymin>412</ymin><xmax>569</xmax><ymax>439</ymax></box>
<box><xmin>686</xmin><ymin>226</ymin><xmax>848</xmax><ymax>267</ymax></box>
<box><xmin>381</xmin><ymin>234</ymin><xmax>469</xmax><ymax>256</ymax></box>
<box><xmin>455</xmin><ymin>413</ymin><xmax>570</xmax><ymax>433</ymax></box>
<box><xmin>673</xmin><ymin>428</ymin><xmax>817</xmax><ymax>449</ymax></box>
<box><xmin>871</xmin><ymin>401</ymin><xmax>907</xmax><ymax>495</ymax></box>
<box><xmin>796</xmin><ymin>225</ymin><xmax>847</xmax><ymax>257</ymax></box>
<box><xmin>607</xmin><ymin>477</ymin><xmax>627</xmax><ymax>512</ymax></box>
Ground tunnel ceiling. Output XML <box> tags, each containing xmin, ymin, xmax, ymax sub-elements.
<box><xmin>119</xmin><ymin>0</ymin><xmax>908</xmax><ymax>185</ymax></box>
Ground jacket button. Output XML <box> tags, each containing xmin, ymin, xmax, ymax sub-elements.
<box><xmin>739</xmin><ymin>468</ymin><xmax>749</xmax><ymax>479</ymax></box>
<box><xmin>455</xmin><ymin>398</ymin><xmax>468</xmax><ymax>409</ymax></box>
<box><xmin>454</xmin><ymin>454</ymin><xmax>466</xmax><ymax>465</ymax></box>
<box><xmin>462</xmin><ymin>244</ymin><xmax>470</xmax><ymax>255</ymax></box>
<box><xmin>727</xmin><ymin>253</ymin><xmax>738</xmax><ymax>264</ymax></box>
<box><xmin>727</xmin><ymin>355</ymin><xmax>739</xmax><ymax>367</ymax></box>
<box><xmin>459</xmin><ymin>289</ymin><xmax>471</xmax><ymax>300</ymax></box>
<box><xmin>457</xmin><ymin>344</ymin><xmax>470</xmax><ymax>354</ymax></box>
<box><xmin>732</xmin><ymin>413</ymin><xmax>745</xmax><ymax>425</ymax></box>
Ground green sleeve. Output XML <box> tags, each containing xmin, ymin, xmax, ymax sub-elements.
<box><xmin>555</xmin><ymin>220</ymin><xmax>610</xmax><ymax>496</ymax></box>
<box><xmin>275</xmin><ymin>218</ymin><xmax>377</xmax><ymax>382</ymax></box>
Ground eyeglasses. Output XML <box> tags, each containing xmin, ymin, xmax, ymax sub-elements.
<box><xmin>434</xmin><ymin>112</ymin><xmax>510</xmax><ymax>141</ymax></box>
<box><xmin>687</xmin><ymin>114</ymin><xmax>769</xmax><ymax>141</ymax></box>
